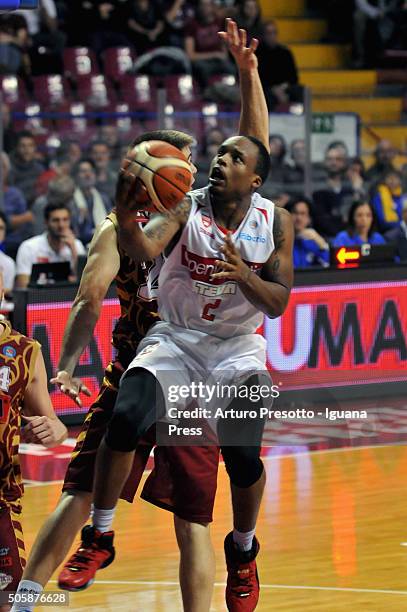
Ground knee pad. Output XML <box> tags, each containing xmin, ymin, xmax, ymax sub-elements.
<box><xmin>222</xmin><ymin>446</ymin><xmax>264</xmax><ymax>488</ymax></box>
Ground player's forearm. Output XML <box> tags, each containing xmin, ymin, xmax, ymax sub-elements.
<box><xmin>238</xmin><ymin>273</ymin><xmax>290</xmax><ymax>318</ymax></box>
<box><xmin>239</xmin><ymin>69</ymin><xmax>270</xmax><ymax>151</ymax></box>
<box><xmin>57</xmin><ymin>298</ymin><xmax>101</xmax><ymax>375</ymax></box>
<box><xmin>116</xmin><ymin>204</ymin><xmax>156</xmax><ymax>260</ymax></box>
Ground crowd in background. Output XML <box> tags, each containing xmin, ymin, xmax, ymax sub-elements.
<box><xmin>0</xmin><ymin>0</ymin><xmax>407</xmax><ymax>297</ymax></box>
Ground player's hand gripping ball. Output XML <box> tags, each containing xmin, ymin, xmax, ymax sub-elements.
<box><xmin>120</xmin><ymin>140</ymin><xmax>193</xmax><ymax>213</ymax></box>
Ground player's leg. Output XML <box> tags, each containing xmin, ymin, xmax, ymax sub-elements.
<box><xmin>1</xmin><ymin>504</ymin><xmax>26</xmax><ymax>612</ymax></box>
<box><xmin>20</xmin><ymin>491</ymin><xmax>91</xmax><ymax>588</ymax></box>
<box><xmin>93</xmin><ymin>368</ymin><xmax>164</xmax><ymax>513</ymax></box>
<box><xmin>174</xmin><ymin>517</ymin><xmax>215</xmax><ymax>612</ymax></box>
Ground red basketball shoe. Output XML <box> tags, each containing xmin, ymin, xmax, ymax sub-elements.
<box><xmin>58</xmin><ymin>525</ymin><xmax>115</xmax><ymax>591</ymax></box>
<box><xmin>224</xmin><ymin>532</ymin><xmax>260</xmax><ymax>611</ymax></box>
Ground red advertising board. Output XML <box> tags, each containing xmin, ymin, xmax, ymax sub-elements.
<box><xmin>25</xmin><ymin>280</ymin><xmax>407</xmax><ymax>415</ymax></box>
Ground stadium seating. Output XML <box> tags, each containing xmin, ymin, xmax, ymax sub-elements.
<box><xmin>76</xmin><ymin>75</ymin><xmax>116</xmax><ymax>108</ymax></box>
<box><xmin>102</xmin><ymin>47</ymin><xmax>136</xmax><ymax>83</ymax></box>
<box><xmin>0</xmin><ymin>75</ymin><xmax>27</xmax><ymax>105</ymax></box>
<box><xmin>32</xmin><ymin>75</ymin><xmax>71</xmax><ymax>107</ymax></box>
<box><xmin>119</xmin><ymin>74</ymin><xmax>156</xmax><ymax>110</ymax></box>
<box><xmin>63</xmin><ymin>47</ymin><xmax>98</xmax><ymax>80</ymax></box>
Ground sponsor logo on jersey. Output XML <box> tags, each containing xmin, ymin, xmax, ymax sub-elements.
<box><xmin>0</xmin><ymin>573</ymin><xmax>13</xmax><ymax>590</ymax></box>
<box><xmin>194</xmin><ymin>281</ymin><xmax>237</xmax><ymax>297</ymax></box>
<box><xmin>249</xmin><ymin>220</ymin><xmax>258</xmax><ymax>229</ymax></box>
<box><xmin>2</xmin><ymin>346</ymin><xmax>16</xmax><ymax>358</ymax></box>
<box><xmin>181</xmin><ymin>245</ymin><xmax>221</xmax><ymax>284</ymax></box>
<box><xmin>238</xmin><ymin>232</ymin><xmax>266</xmax><ymax>243</ymax></box>
<box><xmin>201</xmin><ymin>214</ymin><xmax>212</xmax><ymax>229</ymax></box>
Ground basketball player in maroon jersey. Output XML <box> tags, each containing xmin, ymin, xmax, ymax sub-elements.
<box><xmin>0</xmin><ymin>275</ymin><xmax>67</xmax><ymax>612</ymax></box>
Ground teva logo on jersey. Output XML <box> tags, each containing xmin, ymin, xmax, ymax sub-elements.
<box><xmin>181</xmin><ymin>245</ymin><xmax>219</xmax><ymax>283</ymax></box>
<box><xmin>238</xmin><ymin>232</ymin><xmax>266</xmax><ymax>243</ymax></box>
<box><xmin>0</xmin><ymin>1</ymin><xmax>38</xmax><ymax>9</ymax></box>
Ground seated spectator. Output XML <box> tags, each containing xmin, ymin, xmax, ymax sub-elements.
<box><xmin>365</xmin><ymin>139</ymin><xmax>397</xmax><ymax>188</ymax></box>
<box><xmin>353</xmin><ymin>0</ymin><xmax>399</xmax><ymax>68</ymax></box>
<box><xmin>235</xmin><ymin>0</ymin><xmax>263</xmax><ymax>41</ymax></box>
<box><xmin>31</xmin><ymin>176</ymin><xmax>76</xmax><ymax>236</ymax></box>
<box><xmin>15</xmin><ymin>202</ymin><xmax>86</xmax><ymax>289</ymax></box>
<box><xmin>127</xmin><ymin>0</ymin><xmax>165</xmax><ymax>55</ymax></box>
<box><xmin>162</xmin><ymin>0</ymin><xmax>195</xmax><ymax>48</ymax></box>
<box><xmin>347</xmin><ymin>156</ymin><xmax>366</xmax><ymax>193</ymax></box>
<box><xmin>88</xmin><ymin>140</ymin><xmax>116</xmax><ymax>202</ymax></box>
<box><xmin>185</xmin><ymin>0</ymin><xmax>235</xmax><ymax>88</ymax></box>
<box><xmin>288</xmin><ymin>197</ymin><xmax>329</xmax><ymax>268</ymax></box>
<box><xmin>313</xmin><ymin>141</ymin><xmax>357</xmax><ymax>238</ymax></box>
<box><xmin>385</xmin><ymin>199</ymin><xmax>407</xmax><ymax>261</ymax></box>
<box><xmin>0</xmin><ymin>212</ymin><xmax>16</xmax><ymax>296</ymax></box>
<box><xmin>36</xmin><ymin>149</ymin><xmax>73</xmax><ymax>197</ymax></box>
<box><xmin>283</xmin><ymin>138</ymin><xmax>327</xmax><ymax>194</ymax></box>
<box><xmin>269</xmin><ymin>134</ymin><xmax>288</xmax><ymax>184</ymax></box>
<box><xmin>0</xmin><ymin>19</ymin><xmax>23</xmax><ymax>74</ymax></box>
<box><xmin>81</xmin><ymin>1</ymin><xmax>128</xmax><ymax>57</ymax></box>
<box><xmin>256</xmin><ymin>20</ymin><xmax>301</xmax><ymax>111</ymax></box>
<box><xmin>372</xmin><ymin>169</ymin><xmax>407</xmax><ymax>232</ymax></box>
<box><xmin>1</xmin><ymin>152</ymin><xmax>33</xmax><ymax>259</ymax></box>
<box><xmin>15</xmin><ymin>0</ymin><xmax>66</xmax><ymax>75</ymax></box>
<box><xmin>63</xmin><ymin>140</ymin><xmax>83</xmax><ymax>167</ymax></box>
<box><xmin>97</xmin><ymin>125</ymin><xmax>122</xmax><ymax>169</ymax></box>
<box><xmin>195</xmin><ymin>126</ymin><xmax>226</xmax><ymax>188</ymax></box>
<box><xmin>9</xmin><ymin>132</ymin><xmax>45</xmax><ymax>207</ymax></box>
<box><xmin>72</xmin><ymin>159</ymin><xmax>111</xmax><ymax>246</ymax></box>
<box><xmin>332</xmin><ymin>200</ymin><xmax>386</xmax><ymax>246</ymax></box>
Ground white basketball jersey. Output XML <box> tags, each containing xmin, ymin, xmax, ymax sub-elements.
<box><xmin>158</xmin><ymin>187</ymin><xmax>275</xmax><ymax>338</ymax></box>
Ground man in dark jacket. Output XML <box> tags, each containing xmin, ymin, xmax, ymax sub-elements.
<box><xmin>9</xmin><ymin>132</ymin><xmax>44</xmax><ymax>207</ymax></box>
<box><xmin>256</xmin><ymin>20</ymin><xmax>301</xmax><ymax>110</ymax></box>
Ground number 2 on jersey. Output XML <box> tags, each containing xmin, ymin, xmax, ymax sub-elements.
<box><xmin>201</xmin><ymin>299</ymin><xmax>221</xmax><ymax>322</ymax></box>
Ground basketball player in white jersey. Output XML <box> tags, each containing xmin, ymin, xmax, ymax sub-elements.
<box><xmin>69</xmin><ymin>28</ymin><xmax>293</xmax><ymax>612</ymax></box>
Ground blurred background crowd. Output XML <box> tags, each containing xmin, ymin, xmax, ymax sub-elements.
<box><xmin>0</xmin><ymin>0</ymin><xmax>406</xmax><ymax>296</ymax></box>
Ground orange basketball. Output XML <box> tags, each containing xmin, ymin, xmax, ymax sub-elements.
<box><xmin>121</xmin><ymin>140</ymin><xmax>193</xmax><ymax>213</ymax></box>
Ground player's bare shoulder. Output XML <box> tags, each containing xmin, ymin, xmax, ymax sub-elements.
<box><xmin>273</xmin><ymin>205</ymin><xmax>294</xmax><ymax>251</ymax></box>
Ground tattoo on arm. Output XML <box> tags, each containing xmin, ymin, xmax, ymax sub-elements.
<box><xmin>273</xmin><ymin>207</ymin><xmax>285</xmax><ymax>251</ymax></box>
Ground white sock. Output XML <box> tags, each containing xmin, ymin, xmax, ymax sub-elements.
<box><xmin>10</xmin><ymin>579</ymin><xmax>43</xmax><ymax>612</ymax></box>
<box><xmin>92</xmin><ymin>506</ymin><xmax>116</xmax><ymax>533</ymax></box>
<box><xmin>233</xmin><ymin>528</ymin><xmax>256</xmax><ymax>552</ymax></box>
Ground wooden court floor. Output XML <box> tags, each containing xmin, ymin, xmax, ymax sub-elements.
<box><xmin>23</xmin><ymin>444</ymin><xmax>407</xmax><ymax>611</ymax></box>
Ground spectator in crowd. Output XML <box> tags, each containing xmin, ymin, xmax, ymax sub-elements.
<box><xmin>282</xmin><ymin>138</ymin><xmax>327</xmax><ymax>193</ymax></box>
<box><xmin>15</xmin><ymin>202</ymin><xmax>86</xmax><ymax>289</ymax></box>
<box><xmin>9</xmin><ymin>132</ymin><xmax>44</xmax><ymax>207</ymax></box>
<box><xmin>15</xmin><ymin>0</ymin><xmax>66</xmax><ymax>74</ymax></box>
<box><xmin>1</xmin><ymin>152</ymin><xmax>33</xmax><ymax>258</ymax></box>
<box><xmin>127</xmin><ymin>0</ymin><xmax>165</xmax><ymax>55</ymax></box>
<box><xmin>0</xmin><ymin>211</ymin><xmax>16</xmax><ymax>296</ymax></box>
<box><xmin>372</xmin><ymin>168</ymin><xmax>407</xmax><ymax>232</ymax></box>
<box><xmin>288</xmin><ymin>197</ymin><xmax>330</xmax><ymax>268</ymax></box>
<box><xmin>365</xmin><ymin>139</ymin><xmax>397</xmax><ymax>186</ymax></box>
<box><xmin>97</xmin><ymin>124</ymin><xmax>122</xmax><ymax>168</ymax></box>
<box><xmin>332</xmin><ymin>200</ymin><xmax>386</xmax><ymax>246</ymax></box>
<box><xmin>81</xmin><ymin>1</ymin><xmax>129</xmax><ymax>57</ymax></box>
<box><xmin>0</xmin><ymin>18</ymin><xmax>23</xmax><ymax>74</ymax></box>
<box><xmin>268</xmin><ymin>134</ymin><xmax>288</xmax><ymax>184</ymax></box>
<box><xmin>235</xmin><ymin>0</ymin><xmax>263</xmax><ymax>41</ymax></box>
<box><xmin>313</xmin><ymin>141</ymin><xmax>356</xmax><ymax>237</ymax></box>
<box><xmin>88</xmin><ymin>140</ymin><xmax>116</xmax><ymax>202</ymax></box>
<box><xmin>185</xmin><ymin>0</ymin><xmax>235</xmax><ymax>88</ymax></box>
<box><xmin>63</xmin><ymin>140</ymin><xmax>83</xmax><ymax>167</ymax></box>
<box><xmin>72</xmin><ymin>159</ymin><xmax>111</xmax><ymax>246</ymax></box>
<box><xmin>256</xmin><ymin>20</ymin><xmax>301</xmax><ymax>110</ymax></box>
<box><xmin>195</xmin><ymin>126</ymin><xmax>226</xmax><ymax>187</ymax></box>
<box><xmin>353</xmin><ymin>0</ymin><xmax>399</xmax><ymax>67</ymax></box>
<box><xmin>31</xmin><ymin>176</ymin><xmax>76</xmax><ymax>236</ymax></box>
<box><xmin>36</xmin><ymin>149</ymin><xmax>73</xmax><ymax>197</ymax></box>
<box><xmin>1</xmin><ymin>103</ymin><xmax>18</xmax><ymax>154</ymax></box>
<box><xmin>162</xmin><ymin>0</ymin><xmax>195</xmax><ymax>48</ymax></box>
<box><xmin>385</xmin><ymin>199</ymin><xmax>407</xmax><ymax>260</ymax></box>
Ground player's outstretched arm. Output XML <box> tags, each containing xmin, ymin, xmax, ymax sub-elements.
<box><xmin>212</xmin><ymin>207</ymin><xmax>294</xmax><ymax>318</ymax></box>
<box><xmin>21</xmin><ymin>349</ymin><xmax>68</xmax><ymax>447</ymax></box>
<box><xmin>219</xmin><ymin>19</ymin><xmax>270</xmax><ymax>151</ymax></box>
<box><xmin>50</xmin><ymin>219</ymin><xmax>120</xmax><ymax>406</ymax></box>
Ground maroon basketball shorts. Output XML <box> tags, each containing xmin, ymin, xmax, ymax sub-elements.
<box><xmin>63</xmin><ymin>360</ymin><xmax>219</xmax><ymax>523</ymax></box>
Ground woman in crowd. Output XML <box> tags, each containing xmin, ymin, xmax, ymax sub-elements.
<box><xmin>332</xmin><ymin>200</ymin><xmax>386</xmax><ymax>246</ymax></box>
<box><xmin>288</xmin><ymin>197</ymin><xmax>330</xmax><ymax>268</ymax></box>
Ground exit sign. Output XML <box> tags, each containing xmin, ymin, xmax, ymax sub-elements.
<box><xmin>312</xmin><ymin>114</ymin><xmax>335</xmax><ymax>134</ymax></box>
